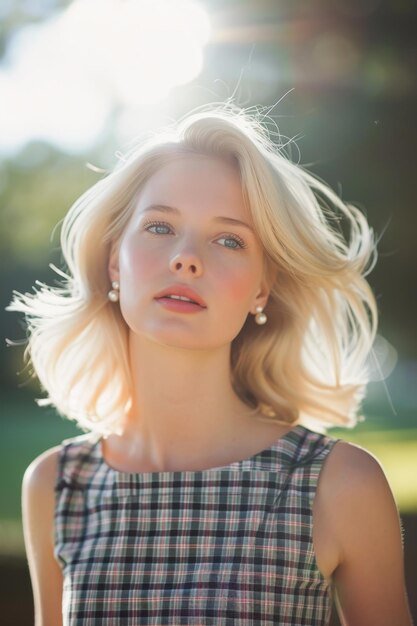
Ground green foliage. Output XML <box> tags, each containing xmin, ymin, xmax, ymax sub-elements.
<box><xmin>0</xmin><ymin>142</ymin><xmax>99</xmax><ymax>265</ymax></box>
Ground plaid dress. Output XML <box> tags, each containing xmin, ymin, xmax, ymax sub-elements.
<box><xmin>54</xmin><ymin>424</ymin><xmax>341</xmax><ymax>625</ymax></box>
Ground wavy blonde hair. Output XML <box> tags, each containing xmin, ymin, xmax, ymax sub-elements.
<box><xmin>7</xmin><ymin>102</ymin><xmax>379</xmax><ymax>435</ymax></box>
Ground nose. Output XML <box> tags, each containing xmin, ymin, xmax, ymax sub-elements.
<box><xmin>169</xmin><ymin>249</ymin><xmax>203</xmax><ymax>276</ymax></box>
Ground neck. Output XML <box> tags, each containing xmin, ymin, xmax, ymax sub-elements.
<box><xmin>118</xmin><ymin>331</ymin><xmax>259</xmax><ymax>469</ymax></box>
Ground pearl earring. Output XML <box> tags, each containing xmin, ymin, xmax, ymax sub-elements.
<box><xmin>108</xmin><ymin>280</ymin><xmax>120</xmax><ymax>302</ymax></box>
<box><xmin>255</xmin><ymin>305</ymin><xmax>267</xmax><ymax>325</ymax></box>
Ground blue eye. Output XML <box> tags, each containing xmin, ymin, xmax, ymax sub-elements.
<box><xmin>216</xmin><ymin>235</ymin><xmax>245</xmax><ymax>249</ymax></box>
<box><xmin>142</xmin><ymin>220</ymin><xmax>247</xmax><ymax>250</ymax></box>
<box><xmin>144</xmin><ymin>221</ymin><xmax>172</xmax><ymax>235</ymax></box>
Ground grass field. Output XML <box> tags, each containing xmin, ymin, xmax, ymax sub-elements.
<box><xmin>1</xmin><ymin>394</ymin><xmax>416</xmax><ymax>556</ymax></box>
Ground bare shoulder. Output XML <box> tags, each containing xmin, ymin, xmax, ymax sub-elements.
<box><xmin>322</xmin><ymin>438</ymin><xmax>393</xmax><ymax>498</ymax></box>
<box><xmin>22</xmin><ymin>445</ymin><xmax>65</xmax><ymax>626</ymax></box>
<box><xmin>22</xmin><ymin>446</ymin><xmax>62</xmax><ymax>552</ymax></box>
<box><xmin>320</xmin><ymin>438</ymin><xmax>404</xmax><ymax>558</ymax></box>
<box><xmin>22</xmin><ymin>446</ymin><xmax>62</xmax><ymax>542</ymax></box>
<box><xmin>319</xmin><ymin>440</ymin><xmax>413</xmax><ymax>624</ymax></box>
<box><xmin>325</xmin><ymin>437</ymin><xmax>386</xmax><ymax>473</ymax></box>
<box><xmin>23</xmin><ymin>445</ymin><xmax>62</xmax><ymax>497</ymax></box>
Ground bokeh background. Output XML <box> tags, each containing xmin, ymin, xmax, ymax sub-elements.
<box><xmin>1</xmin><ymin>1</ymin><xmax>416</xmax><ymax>624</ymax></box>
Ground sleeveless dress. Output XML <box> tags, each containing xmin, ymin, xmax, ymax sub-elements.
<box><xmin>54</xmin><ymin>424</ymin><xmax>341</xmax><ymax>625</ymax></box>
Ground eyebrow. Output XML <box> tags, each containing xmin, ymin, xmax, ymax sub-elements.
<box><xmin>141</xmin><ymin>204</ymin><xmax>255</xmax><ymax>233</ymax></box>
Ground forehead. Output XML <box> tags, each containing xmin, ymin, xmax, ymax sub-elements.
<box><xmin>136</xmin><ymin>154</ymin><xmax>248</xmax><ymax>217</ymax></box>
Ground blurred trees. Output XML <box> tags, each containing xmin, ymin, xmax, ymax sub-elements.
<box><xmin>1</xmin><ymin>142</ymin><xmax>99</xmax><ymax>391</ymax></box>
<box><xmin>1</xmin><ymin>0</ymin><xmax>416</xmax><ymax>398</ymax></box>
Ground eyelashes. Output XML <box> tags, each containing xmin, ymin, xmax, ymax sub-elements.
<box><xmin>141</xmin><ymin>219</ymin><xmax>248</xmax><ymax>250</ymax></box>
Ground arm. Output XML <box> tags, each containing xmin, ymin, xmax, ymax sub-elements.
<box><xmin>326</xmin><ymin>441</ymin><xmax>413</xmax><ymax>626</ymax></box>
<box><xmin>22</xmin><ymin>447</ymin><xmax>64</xmax><ymax>626</ymax></box>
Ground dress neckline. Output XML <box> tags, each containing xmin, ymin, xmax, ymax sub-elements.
<box><xmin>95</xmin><ymin>424</ymin><xmax>311</xmax><ymax>478</ymax></box>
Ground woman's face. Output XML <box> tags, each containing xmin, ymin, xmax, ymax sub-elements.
<box><xmin>109</xmin><ymin>154</ymin><xmax>271</xmax><ymax>350</ymax></box>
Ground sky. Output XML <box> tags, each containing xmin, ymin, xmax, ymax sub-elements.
<box><xmin>0</xmin><ymin>0</ymin><xmax>210</xmax><ymax>155</ymax></box>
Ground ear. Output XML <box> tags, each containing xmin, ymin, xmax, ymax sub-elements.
<box><xmin>251</xmin><ymin>262</ymin><xmax>278</xmax><ymax>314</ymax></box>
<box><xmin>251</xmin><ymin>281</ymin><xmax>271</xmax><ymax>315</ymax></box>
<box><xmin>108</xmin><ymin>240</ymin><xmax>120</xmax><ymax>283</ymax></box>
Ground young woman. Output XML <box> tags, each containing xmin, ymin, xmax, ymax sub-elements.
<box><xmin>10</xmin><ymin>103</ymin><xmax>412</xmax><ymax>625</ymax></box>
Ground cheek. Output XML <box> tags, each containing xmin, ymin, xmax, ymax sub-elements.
<box><xmin>119</xmin><ymin>239</ymin><xmax>161</xmax><ymax>282</ymax></box>
<box><xmin>219</xmin><ymin>261</ymin><xmax>261</xmax><ymax>306</ymax></box>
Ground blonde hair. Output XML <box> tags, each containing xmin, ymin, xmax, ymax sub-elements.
<box><xmin>7</xmin><ymin>102</ymin><xmax>379</xmax><ymax>435</ymax></box>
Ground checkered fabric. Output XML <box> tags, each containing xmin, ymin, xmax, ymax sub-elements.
<box><xmin>54</xmin><ymin>424</ymin><xmax>341</xmax><ymax>625</ymax></box>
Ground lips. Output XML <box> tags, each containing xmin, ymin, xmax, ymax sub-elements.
<box><xmin>154</xmin><ymin>284</ymin><xmax>207</xmax><ymax>308</ymax></box>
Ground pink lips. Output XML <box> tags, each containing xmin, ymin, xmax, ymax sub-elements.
<box><xmin>154</xmin><ymin>284</ymin><xmax>207</xmax><ymax>308</ymax></box>
<box><xmin>155</xmin><ymin>297</ymin><xmax>205</xmax><ymax>313</ymax></box>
